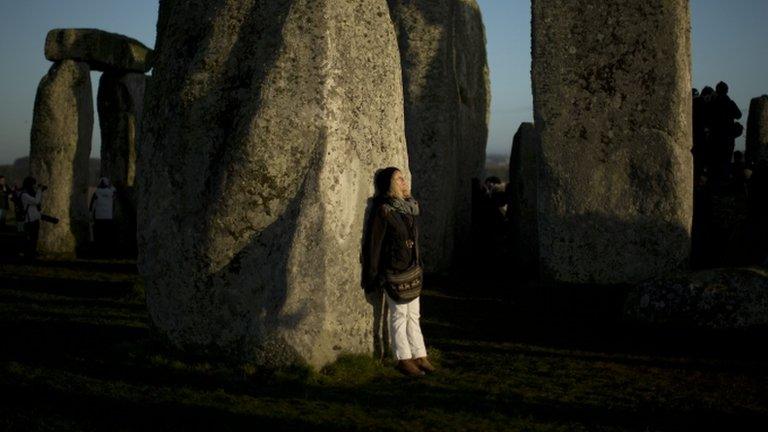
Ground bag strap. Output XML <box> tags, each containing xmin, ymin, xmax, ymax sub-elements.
<box><xmin>401</xmin><ymin>212</ymin><xmax>420</xmax><ymax>267</ymax></box>
<box><xmin>414</xmin><ymin>228</ymin><xmax>420</xmax><ymax>266</ymax></box>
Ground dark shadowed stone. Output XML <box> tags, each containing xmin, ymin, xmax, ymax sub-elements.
<box><xmin>98</xmin><ymin>72</ymin><xmax>146</xmax><ymax>253</ymax></box>
<box><xmin>388</xmin><ymin>0</ymin><xmax>490</xmax><ymax>273</ymax></box>
<box><xmin>45</xmin><ymin>28</ymin><xmax>153</xmax><ymax>72</ymax></box>
<box><xmin>98</xmin><ymin>72</ymin><xmax>146</xmax><ymax>187</ymax></box>
<box><xmin>746</xmin><ymin>95</ymin><xmax>768</xmax><ymax>164</ymax></box>
<box><xmin>508</xmin><ymin>123</ymin><xmax>539</xmax><ymax>276</ymax></box>
<box><xmin>137</xmin><ymin>0</ymin><xmax>409</xmax><ymax>369</ymax></box>
<box><xmin>29</xmin><ymin>60</ymin><xmax>93</xmax><ymax>256</ymax></box>
<box><xmin>532</xmin><ymin>0</ymin><xmax>693</xmax><ymax>284</ymax></box>
<box><xmin>624</xmin><ymin>268</ymin><xmax>768</xmax><ymax>330</ymax></box>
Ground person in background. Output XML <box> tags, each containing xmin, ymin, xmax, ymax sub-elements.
<box><xmin>20</xmin><ymin>176</ymin><xmax>45</xmax><ymax>260</ymax></box>
<box><xmin>90</xmin><ymin>177</ymin><xmax>117</xmax><ymax>254</ymax></box>
<box><xmin>12</xmin><ymin>184</ymin><xmax>25</xmax><ymax>233</ymax></box>
<box><xmin>0</xmin><ymin>175</ymin><xmax>11</xmax><ymax>229</ymax></box>
<box><xmin>709</xmin><ymin>81</ymin><xmax>743</xmax><ymax>183</ymax></box>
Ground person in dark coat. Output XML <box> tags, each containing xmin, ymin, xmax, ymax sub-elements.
<box><xmin>364</xmin><ymin>167</ymin><xmax>434</xmax><ymax>377</ymax></box>
<box><xmin>709</xmin><ymin>81</ymin><xmax>743</xmax><ymax>183</ymax></box>
<box><xmin>0</xmin><ymin>175</ymin><xmax>11</xmax><ymax>228</ymax></box>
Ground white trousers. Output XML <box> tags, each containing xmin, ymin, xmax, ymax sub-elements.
<box><xmin>386</xmin><ymin>294</ymin><xmax>427</xmax><ymax>361</ymax></box>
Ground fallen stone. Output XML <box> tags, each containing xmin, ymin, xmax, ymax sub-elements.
<box><xmin>532</xmin><ymin>0</ymin><xmax>693</xmax><ymax>284</ymax></box>
<box><xmin>29</xmin><ymin>60</ymin><xmax>93</xmax><ymax>256</ymax></box>
<box><xmin>388</xmin><ymin>0</ymin><xmax>490</xmax><ymax>273</ymax></box>
<box><xmin>45</xmin><ymin>28</ymin><xmax>153</xmax><ymax>72</ymax></box>
<box><xmin>746</xmin><ymin>95</ymin><xmax>768</xmax><ymax>164</ymax></box>
<box><xmin>623</xmin><ymin>268</ymin><xmax>768</xmax><ymax>330</ymax></box>
<box><xmin>137</xmin><ymin>0</ymin><xmax>409</xmax><ymax>369</ymax></box>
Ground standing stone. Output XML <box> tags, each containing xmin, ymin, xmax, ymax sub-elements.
<box><xmin>98</xmin><ymin>72</ymin><xmax>146</xmax><ymax>254</ymax></box>
<box><xmin>532</xmin><ymin>0</ymin><xmax>693</xmax><ymax>284</ymax></box>
<box><xmin>98</xmin><ymin>72</ymin><xmax>146</xmax><ymax>187</ymax></box>
<box><xmin>508</xmin><ymin>123</ymin><xmax>539</xmax><ymax>277</ymax></box>
<box><xmin>746</xmin><ymin>95</ymin><xmax>768</xmax><ymax>164</ymax></box>
<box><xmin>138</xmin><ymin>0</ymin><xmax>409</xmax><ymax>369</ymax></box>
<box><xmin>29</xmin><ymin>60</ymin><xmax>93</xmax><ymax>256</ymax></box>
<box><xmin>388</xmin><ymin>0</ymin><xmax>490</xmax><ymax>273</ymax></box>
<box><xmin>45</xmin><ymin>29</ymin><xmax>153</xmax><ymax>73</ymax></box>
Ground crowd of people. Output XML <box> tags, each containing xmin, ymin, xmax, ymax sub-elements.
<box><xmin>691</xmin><ymin>82</ymin><xmax>768</xmax><ymax>268</ymax></box>
<box><xmin>0</xmin><ymin>174</ymin><xmax>119</xmax><ymax>260</ymax></box>
<box><xmin>0</xmin><ymin>175</ymin><xmax>48</xmax><ymax>259</ymax></box>
<box><xmin>473</xmin><ymin>81</ymin><xmax>768</xmax><ymax>273</ymax></box>
<box><xmin>692</xmin><ymin>81</ymin><xmax>744</xmax><ymax>182</ymax></box>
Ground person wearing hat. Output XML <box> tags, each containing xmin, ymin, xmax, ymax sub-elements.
<box><xmin>364</xmin><ymin>167</ymin><xmax>435</xmax><ymax>377</ymax></box>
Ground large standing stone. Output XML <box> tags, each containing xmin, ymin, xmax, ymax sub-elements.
<box><xmin>532</xmin><ymin>0</ymin><xmax>693</xmax><ymax>284</ymax></box>
<box><xmin>98</xmin><ymin>72</ymin><xmax>146</xmax><ymax>254</ymax></box>
<box><xmin>508</xmin><ymin>123</ymin><xmax>539</xmax><ymax>276</ymax></box>
<box><xmin>29</xmin><ymin>60</ymin><xmax>93</xmax><ymax>256</ymax></box>
<box><xmin>746</xmin><ymin>95</ymin><xmax>768</xmax><ymax>164</ymax></box>
<box><xmin>387</xmin><ymin>0</ymin><xmax>490</xmax><ymax>273</ymax></box>
<box><xmin>137</xmin><ymin>0</ymin><xmax>409</xmax><ymax>369</ymax></box>
<box><xmin>98</xmin><ymin>72</ymin><xmax>146</xmax><ymax>187</ymax></box>
<box><xmin>45</xmin><ymin>29</ymin><xmax>153</xmax><ymax>73</ymax></box>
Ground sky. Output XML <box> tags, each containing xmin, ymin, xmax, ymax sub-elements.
<box><xmin>0</xmin><ymin>0</ymin><xmax>766</xmax><ymax>164</ymax></box>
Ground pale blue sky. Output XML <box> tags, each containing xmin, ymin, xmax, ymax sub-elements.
<box><xmin>0</xmin><ymin>0</ymin><xmax>766</xmax><ymax>164</ymax></box>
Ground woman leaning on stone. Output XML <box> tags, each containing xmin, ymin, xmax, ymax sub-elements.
<box><xmin>365</xmin><ymin>167</ymin><xmax>435</xmax><ymax>377</ymax></box>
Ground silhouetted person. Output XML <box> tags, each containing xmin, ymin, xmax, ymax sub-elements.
<box><xmin>11</xmin><ymin>184</ymin><xmax>25</xmax><ymax>233</ymax></box>
<box><xmin>691</xmin><ymin>168</ymin><xmax>713</xmax><ymax>268</ymax></box>
<box><xmin>709</xmin><ymin>82</ymin><xmax>743</xmax><ymax>183</ymax></box>
<box><xmin>0</xmin><ymin>175</ymin><xmax>10</xmax><ymax>228</ymax></box>
<box><xmin>730</xmin><ymin>150</ymin><xmax>748</xmax><ymax>195</ymax></box>
<box><xmin>692</xmin><ymin>88</ymin><xmax>710</xmax><ymax>176</ymax></box>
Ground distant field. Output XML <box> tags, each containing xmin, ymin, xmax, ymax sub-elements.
<box><xmin>485</xmin><ymin>153</ymin><xmax>509</xmax><ymax>182</ymax></box>
<box><xmin>1</xmin><ymin>257</ymin><xmax>766</xmax><ymax>431</ymax></box>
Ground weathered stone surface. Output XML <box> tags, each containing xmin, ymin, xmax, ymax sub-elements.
<box><xmin>45</xmin><ymin>28</ymin><xmax>153</xmax><ymax>72</ymax></box>
<box><xmin>137</xmin><ymin>0</ymin><xmax>409</xmax><ymax>369</ymax></box>
<box><xmin>98</xmin><ymin>72</ymin><xmax>145</xmax><ymax>253</ymax></box>
<box><xmin>532</xmin><ymin>0</ymin><xmax>693</xmax><ymax>284</ymax></box>
<box><xmin>746</xmin><ymin>95</ymin><xmax>768</xmax><ymax>164</ymax></box>
<box><xmin>29</xmin><ymin>60</ymin><xmax>93</xmax><ymax>256</ymax></box>
<box><xmin>388</xmin><ymin>0</ymin><xmax>490</xmax><ymax>273</ymax></box>
<box><xmin>508</xmin><ymin>123</ymin><xmax>539</xmax><ymax>275</ymax></box>
<box><xmin>624</xmin><ymin>268</ymin><xmax>768</xmax><ymax>330</ymax></box>
<box><xmin>98</xmin><ymin>72</ymin><xmax>146</xmax><ymax>187</ymax></box>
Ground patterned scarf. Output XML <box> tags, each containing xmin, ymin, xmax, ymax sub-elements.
<box><xmin>388</xmin><ymin>197</ymin><xmax>420</xmax><ymax>216</ymax></box>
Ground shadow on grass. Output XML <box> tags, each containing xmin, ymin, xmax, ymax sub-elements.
<box><xmin>0</xmin><ymin>260</ymin><xmax>767</xmax><ymax>431</ymax></box>
<box><xmin>0</xmin><ymin>276</ymin><xmax>137</xmax><ymax>299</ymax></box>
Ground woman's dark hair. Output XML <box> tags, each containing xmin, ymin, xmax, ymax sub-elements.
<box><xmin>22</xmin><ymin>176</ymin><xmax>36</xmax><ymax>194</ymax></box>
<box><xmin>374</xmin><ymin>167</ymin><xmax>400</xmax><ymax>200</ymax></box>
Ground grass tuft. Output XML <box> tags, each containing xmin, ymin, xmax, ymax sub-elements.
<box><xmin>318</xmin><ymin>354</ymin><xmax>387</xmax><ymax>385</ymax></box>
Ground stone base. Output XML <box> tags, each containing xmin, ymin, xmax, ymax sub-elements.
<box><xmin>623</xmin><ymin>268</ymin><xmax>768</xmax><ymax>330</ymax></box>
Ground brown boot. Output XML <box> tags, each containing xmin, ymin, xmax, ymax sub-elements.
<box><xmin>414</xmin><ymin>357</ymin><xmax>436</xmax><ymax>373</ymax></box>
<box><xmin>396</xmin><ymin>359</ymin><xmax>425</xmax><ymax>377</ymax></box>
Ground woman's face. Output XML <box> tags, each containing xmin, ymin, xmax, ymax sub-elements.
<box><xmin>391</xmin><ymin>170</ymin><xmax>409</xmax><ymax>198</ymax></box>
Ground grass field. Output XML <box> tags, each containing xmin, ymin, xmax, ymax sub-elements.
<box><xmin>0</xmin><ymin>256</ymin><xmax>766</xmax><ymax>431</ymax></box>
